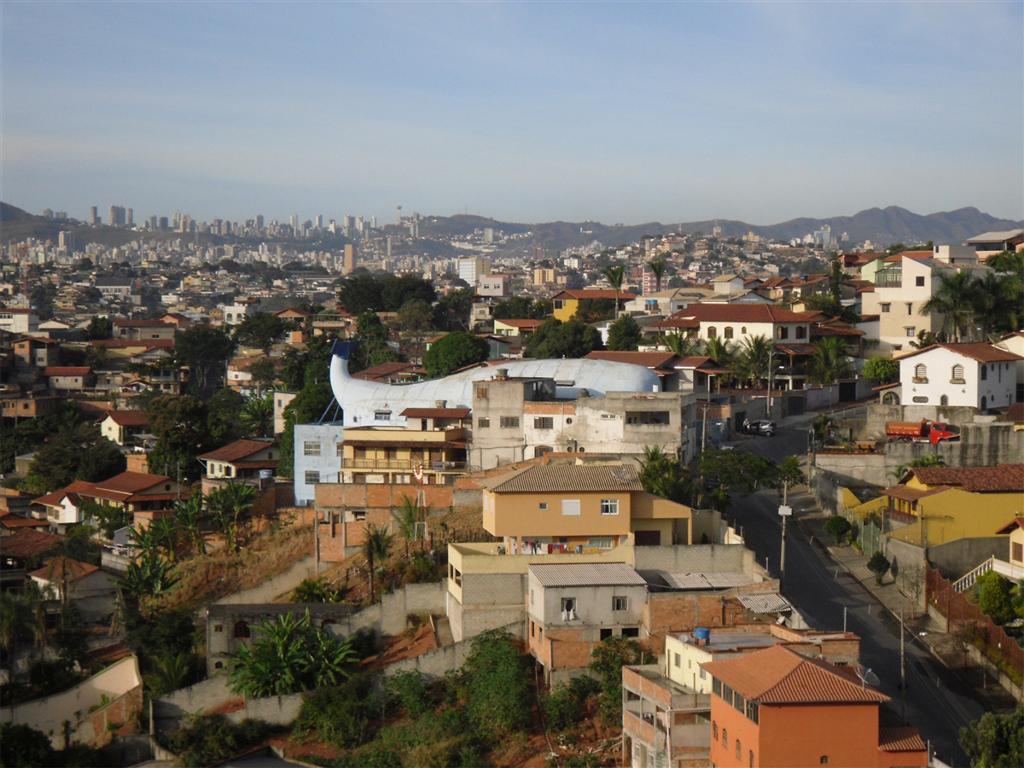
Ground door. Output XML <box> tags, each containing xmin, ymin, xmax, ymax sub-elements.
<box><xmin>635</xmin><ymin>530</ymin><xmax>661</xmax><ymax>546</ymax></box>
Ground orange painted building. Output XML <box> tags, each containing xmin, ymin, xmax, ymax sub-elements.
<box><xmin>702</xmin><ymin>645</ymin><xmax>927</xmax><ymax>768</ymax></box>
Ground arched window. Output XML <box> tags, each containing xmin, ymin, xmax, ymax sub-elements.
<box><xmin>741</xmin><ymin>326</ymin><xmax>747</xmax><ymax>334</ymax></box>
<box><xmin>724</xmin><ymin>326</ymin><xmax>734</xmax><ymax>339</ymax></box>
<box><xmin>940</xmin><ymin>395</ymin><xmax>949</xmax><ymax>406</ymax></box>
<box><xmin>913</xmin><ymin>363</ymin><xmax>927</xmax><ymax>381</ymax></box>
<box><xmin>707</xmin><ymin>326</ymin><xmax>717</xmax><ymax>339</ymax></box>
<box><xmin>722</xmin><ymin>728</ymin><xmax>728</xmax><ymax>745</ymax></box>
<box><xmin>951</xmin><ymin>364</ymin><xmax>964</xmax><ymax>382</ymax></box>
<box><xmin>736</xmin><ymin>740</ymin><xmax>742</xmax><ymax>759</ymax></box>
<box><xmin>749</xmin><ymin>750</ymin><xmax>755</xmax><ymax>767</ymax></box>
<box><xmin>820</xmin><ymin>757</ymin><xmax>829</xmax><ymax>765</ymax></box>
<box><xmin>233</xmin><ymin>620</ymin><xmax>250</xmax><ymax>639</ymax></box>
<box><xmin>712</xmin><ymin>721</ymin><xmax>718</xmax><ymax>740</ymax></box>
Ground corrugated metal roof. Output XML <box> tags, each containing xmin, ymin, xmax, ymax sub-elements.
<box><xmin>487</xmin><ymin>464</ymin><xmax>641</xmax><ymax>493</ymax></box>
<box><xmin>661</xmin><ymin>572</ymin><xmax>755</xmax><ymax>590</ymax></box>
<box><xmin>529</xmin><ymin>562</ymin><xmax>646</xmax><ymax>587</ymax></box>
<box><xmin>736</xmin><ymin>592</ymin><xmax>792</xmax><ymax>614</ymax></box>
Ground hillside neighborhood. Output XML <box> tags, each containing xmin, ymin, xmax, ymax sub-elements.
<box><xmin>2</xmin><ymin>216</ymin><xmax>1024</xmax><ymax>768</ymax></box>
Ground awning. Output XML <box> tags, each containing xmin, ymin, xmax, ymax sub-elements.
<box><xmin>736</xmin><ymin>592</ymin><xmax>792</xmax><ymax>614</ymax></box>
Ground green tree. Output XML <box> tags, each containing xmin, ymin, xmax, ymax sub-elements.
<box><xmin>423</xmin><ymin>332</ymin><xmax>488</xmax><ymax>378</ymax></box>
<box><xmin>228</xmin><ymin>611</ymin><xmax>358</xmax><ymax>697</ymax></box>
<box><xmin>590</xmin><ymin>636</ymin><xmax>641</xmax><ymax>723</ymax></box>
<box><xmin>959</xmin><ymin>706</ymin><xmax>1024</xmax><ymax>768</ymax></box>
<box><xmin>433</xmin><ymin>288</ymin><xmax>474</xmax><ymax>331</ymax></box>
<box><xmin>173</xmin><ymin>493</ymin><xmax>206</xmax><ymax>556</ymax></box>
<box><xmin>0</xmin><ymin>723</ymin><xmax>55</xmax><ymax>768</ymax></box>
<box><xmin>363</xmin><ymin>523</ymin><xmax>394</xmax><ymax>604</ymax></box>
<box><xmin>397</xmin><ymin>298</ymin><xmax>434</xmax><ymax>333</ymax></box>
<box><xmin>524</xmin><ymin>318</ymin><xmax>603</xmax><ymax>359</ymax></box>
<box><xmin>176</xmin><ymin>323</ymin><xmax>236</xmax><ymax>397</ymax></box>
<box><xmin>493</xmin><ymin>297</ymin><xmax>551</xmax><ymax>319</ymax></box>
<box><xmin>602</xmin><ymin>265</ymin><xmax>626</xmax><ymax>317</ymax></box>
<box><xmin>807</xmin><ymin>336</ymin><xmax>853</xmax><ymax>385</ymax></box>
<box><xmin>24</xmin><ymin>425</ymin><xmax>125</xmax><ymax>493</ymax></box>
<box><xmin>233</xmin><ymin>313</ymin><xmax>286</xmax><ymax>353</ymax></box>
<box><xmin>734</xmin><ymin>335</ymin><xmax>772</xmax><ymax>388</ymax></box>
<box><xmin>824</xmin><ymin>515</ymin><xmax>853</xmax><ymax>544</ymax></box>
<box><xmin>638</xmin><ymin>445</ymin><xmax>691</xmax><ymax>505</ymax></box>
<box><xmin>148</xmin><ymin>395</ymin><xmax>208</xmax><ymax>481</ymax></box>
<box><xmin>292</xmin><ymin>577</ymin><xmax>344</xmax><ymax>603</ymax></box>
<box><xmin>773</xmin><ymin>455</ymin><xmax>804</xmax><ymax>505</ymax></box>
<box><xmin>248</xmin><ymin>358</ymin><xmax>278</xmax><ymax>393</ymax></box>
<box><xmin>974</xmin><ymin>571</ymin><xmax>1015</xmax><ymax>625</ymax></box>
<box><xmin>207</xmin><ymin>481</ymin><xmax>256</xmax><ymax>552</ymax></box>
<box><xmin>205</xmin><ymin>388</ymin><xmax>245</xmax><ymax>446</ymax></box>
<box><xmin>85</xmin><ymin>316</ymin><xmax>112</xmax><ymax>339</ymax></box>
<box><xmin>862</xmin><ymin>356</ymin><xmax>899</xmax><ymax>383</ymax></box>
<box><xmin>921</xmin><ymin>271</ymin><xmax>977</xmax><ymax>341</ymax></box>
<box><xmin>867</xmin><ymin>551</ymin><xmax>890</xmax><ymax>585</ymax></box>
<box><xmin>607</xmin><ymin>314</ymin><xmax>642</xmax><ymax>351</ymax></box>
<box><xmin>240</xmin><ymin>392</ymin><xmax>274</xmax><ymax>437</ymax></box>
<box><xmin>661</xmin><ymin>332</ymin><xmax>700</xmax><ymax>357</ymax></box>
<box><xmin>393</xmin><ymin>494</ymin><xmax>420</xmax><ymax>557</ymax></box>
<box><xmin>699</xmin><ymin>449</ymin><xmax>776</xmax><ymax>510</ymax></box>
<box><xmin>381</xmin><ymin>275</ymin><xmax>436</xmax><ymax>312</ymax></box>
<box><xmin>143</xmin><ymin>651</ymin><xmax>194</xmax><ymax>697</ymax></box>
<box><xmin>703</xmin><ymin>336</ymin><xmax>736</xmax><ymax>370</ymax></box>
<box><xmin>647</xmin><ymin>258</ymin><xmax>667</xmax><ymax>292</ymax></box>
<box><xmin>461</xmin><ymin>629</ymin><xmax>531</xmax><ymax>740</ymax></box>
<box><xmin>338</xmin><ymin>273</ymin><xmax>386</xmax><ymax>315</ymax></box>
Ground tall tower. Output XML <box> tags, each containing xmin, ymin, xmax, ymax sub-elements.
<box><xmin>397</xmin><ymin>205</ymin><xmax>403</xmax><ymax>225</ymax></box>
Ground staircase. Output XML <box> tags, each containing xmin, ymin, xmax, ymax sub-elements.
<box><xmin>953</xmin><ymin>557</ymin><xmax>995</xmax><ymax>593</ymax></box>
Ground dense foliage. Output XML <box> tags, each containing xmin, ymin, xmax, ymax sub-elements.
<box><xmin>607</xmin><ymin>314</ymin><xmax>642</xmax><ymax>351</ymax></box>
<box><xmin>165</xmin><ymin>715</ymin><xmax>273</xmax><ymax>768</ymax></box>
<box><xmin>423</xmin><ymin>332</ymin><xmax>489</xmax><ymax>377</ymax></box>
<box><xmin>175</xmin><ymin>323</ymin><xmax>236</xmax><ymax>397</ymax></box>
<box><xmin>590</xmin><ymin>637</ymin><xmax>641</xmax><ymax>723</ymax></box>
<box><xmin>458</xmin><ymin>629</ymin><xmax>532</xmax><ymax>740</ymax></box>
<box><xmin>862</xmin><ymin>356</ymin><xmax>900</xmax><ymax>383</ymax></box>
<box><xmin>960</xmin><ymin>706</ymin><xmax>1024</xmax><ymax>768</ymax></box>
<box><xmin>338</xmin><ymin>274</ymin><xmax>436</xmax><ymax>315</ymax></box>
<box><xmin>524</xmin><ymin>318</ymin><xmax>604</xmax><ymax>358</ymax></box>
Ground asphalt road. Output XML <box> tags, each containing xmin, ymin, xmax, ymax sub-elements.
<box><xmin>728</xmin><ymin>421</ymin><xmax>984</xmax><ymax>767</ymax></box>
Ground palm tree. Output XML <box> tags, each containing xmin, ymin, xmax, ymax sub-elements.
<box><xmin>703</xmin><ymin>336</ymin><xmax>736</xmax><ymax>368</ymax></box>
<box><xmin>970</xmin><ymin>271</ymin><xmax>1021</xmax><ymax>340</ymax></box>
<box><xmin>150</xmin><ymin>516</ymin><xmax>179</xmax><ymax>563</ymax></box>
<box><xmin>602</xmin><ymin>265</ymin><xmax>626</xmax><ymax>318</ymax></box>
<box><xmin>173</xmin><ymin>494</ymin><xmax>206</xmax><ymax>556</ymax></box>
<box><xmin>909</xmin><ymin>330</ymin><xmax>939</xmax><ymax>349</ymax></box>
<box><xmin>662</xmin><ymin>332</ymin><xmax>699</xmax><ymax>357</ymax></box>
<box><xmin>647</xmin><ymin>258</ymin><xmax>667</xmax><ymax>292</ymax></box>
<box><xmin>208</xmin><ymin>482</ymin><xmax>257</xmax><ymax>553</ymax></box>
<box><xmin>363</xmin><ymin>523</ymin><xmax>394</xmax><ymax>604</ymax></box>
<box><xmin>0</xmin><ymin>591</ymin><xmax>34</xmax><ymax>660</ymax></box>
<box><xmin>145</xmin><ymin>652</ymin><xmax>193</xmax><ymax>696</ymax></box>
<box><xmin>920</xmin><ymin>272</ymin><xmax>977</xmax><ymax>341</ymax></box>
<box><xmin>393</xmin><ymin>494</ymin><xmax>419</xmax><ymax>557</ymax></box>
<box><xmin>240</xmin><ymin>393</ymin><xmax>274</xmax><ymax>437</ymax></box>
<box><xmin>735</xmin><ymin>335</ymin><xmax>772</xmax><ymax>388</ymax></box>
<box><xmin>807</xmin><ymin>337</ymin><xmax>853</xmax><ymax>386</ymax></box>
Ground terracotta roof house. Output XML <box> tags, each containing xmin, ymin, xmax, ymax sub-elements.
<box><xmin>897</xmin><ymin>343</ymin><xmax>1021</xmax><ymax>410</ymax></box>
<box><xmin>198</xmin><ymin>438</ymin><xmax>278</xmax><ymax>492</ymax></box>
<box><xmin>100</xmin><ymin>409</ymin><xmax>150</xmax><ymax>446</ymax></box>
<box><xmin>32</xmin><ymin>471</ymin><xmax>178</xmax><ymax>531</ymax></box>
<box><xmin>30</xmin><ymin>556</ymin><xmax>116</xmax><ymax>618</ymax></box>
<box><xmin>702</xmin><ymin>645</ymin><xmax>926</xmax><ymax>768</ymax></box>
<box><xmin>552</xmin><ymin>289</ymin><xmax>638</xmax><ymax>321</ymax></box>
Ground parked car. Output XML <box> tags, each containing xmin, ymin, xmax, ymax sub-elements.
<box><xmin>742</xmin><ymin>419</ymin><xmax>777</xmax><ymax>436</ymax></box>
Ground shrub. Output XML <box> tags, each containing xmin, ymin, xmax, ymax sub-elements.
<box><xmin>165</xmin><ymin>715</ymin><xmax>271</xmax><ymax>768</ymax></box>
<box><xmin>293</xmin><ymin>674</ymin><xmax>381</xmax><ymax>748</ymax></box>
<box><xmin>461</xmin><ymin>630</ymin><xmax>532</xmax><ymax>742</ymax></box>
<box><xmin>589</xmin><ymin>637</ymin><xmax>640</xmax><ymax>723</ymax></box>
<box><xmin>388</xmin><ymin>670</ymin><xmax>431</xmax><ymax>717</ymax></box>
<box><xmin>867</xmin><ymin>552</ymin><xmax>891</xmax><ymax>585</ymax></box>
<box><xmin>543</xmin><ymin>675</ymin><xmax>601</xmax><ymax>730</ymax></box>
<box><xmin>824</xmin><ymin>515</ymin><xmax>852</xmax><ymax>545</ymax></box>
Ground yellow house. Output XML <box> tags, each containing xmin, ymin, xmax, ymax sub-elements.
<box><xmin>480</xmin><ymin>463</ymin><xmax>692</xmax><ymax>554</ymax></box>
<box><xmin>995</xmin><ymin>517</ymin><xmax>1024</xmax><ymax>569</ymax></box>
<box><xmin>551</xmin><ymin>289</ymin><xmax>637</xmax><ymax>322</ymax></box>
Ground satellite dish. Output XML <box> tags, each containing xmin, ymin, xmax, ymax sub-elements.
<box><xmin>856</xmin><ymin>666</ymin><xmax>880</xmax><ymax>687</ymax></box>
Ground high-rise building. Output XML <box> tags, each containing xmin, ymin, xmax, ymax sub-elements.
<box><xmin>256</xmin><ymin>214</ymin><xmax>264</xmax><ymax>230</ymax></box>
<box><xmin>126</xmin><ymin>208</ymin><xmax>134</xmax><ymax>228</ymax></box>
<box><xmin>315</xmin><ymin>214</ymin><xmax>323</xmax><ymax>229</ymax></box>
<box><xmin>342</xmin><ymin>243</ymin><xmax>356</xmax><ymax>275</ymax></box>
<box><xmin>58</xmin><ymin>231</ymin><xmax>73</xmax><ymax>252</ymax></box>
<box><xmin>290</xmin><ymin>213</ymin><xmax>298</xmax><ymax>233</ymax></box>
<box><xmin>158</xmin><ymin>216</ymin><xmax>169</xmax><ymax>231</ymax></box>
<box><xmin>458</xmin><ymin>256</ymin><xmax>490</xmax><ymax>286</ymax></box>
<box><xmin>89</xmin><ymin>206</ymin><xmax>99</xmax><ymax>226</ymax></box>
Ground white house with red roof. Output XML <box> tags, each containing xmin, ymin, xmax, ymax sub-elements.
<box><xmin>32</xmin><ymin>471</ymin><xmax>179</xmax><ymax>531</ymax></box>
<box><xmin>654</xmin><ymin>303</ymin><xmax>820</xmax><ymax>348</ymax></box>
<box><xmin>898</xmin><ymin>342</ymin><xmax>1021</xmax><ymax>410</ymax></box>
<box><xmin>30</xmin><ymin>556</ymin><xmax>116</xmax><ymax>618</ymax></box>
<box><xmin>100</xmin><ymin>410</ymin><xmax>150</xmax><ymax>446</ymax></box>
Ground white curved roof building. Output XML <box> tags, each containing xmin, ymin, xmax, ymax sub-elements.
<box><xmin>328</xmin><ymin>342</ymin><xmax>661</xmax><ymax>427</ymax></box>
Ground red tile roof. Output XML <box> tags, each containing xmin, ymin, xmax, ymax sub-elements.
<box><xmin>400</xmin><ymin>407</ymin><xmax>471</xmax><ymax>419</ymax></box>
<box><xmin>33</xmin><ymin>480</ymin><xmax>96</xmax><ymax>508</ymax></box>
<box><xmin>30</xmin><ymin>556</ymin><xmax>100</xmax><ymax>583</ymax></box>
<box><xmin>900</xmin><ymin>343</ymin><xmax>1022</xmax><ymax>364</ymax></box>
<box><xmin>94</xmin><ymin>471</ymin><xmax>172</xmax><ymax>495</ymax></box>
<box><xmin>104</xmin><ymin>410</ymin><xmax>150</xmax><ymax>427</ymax></box>
<box><xmin>667</xmin><ymin>303</ymin><xmax>821</xmax><ymax>324</ymax></box>
<box><xmin>909</xmin><ymin>464</ymin><xmax>1024</xmax><ymax>493</ymax></box>
<box><xmin>2</xmin><ymin>529</ymin><xmax>62</xmax><ymax>559</ymax></box>
<box><xmin>43</xmin><ymin>366</ymin><xmax>91</xmax><ymax>377</ymax></box>
<box><xmin>702</xmin><ymin>645</ymin><xmax>888</xmax><ymax>704</ymax></box>
<box><xmin>353</xmin><ymin>362</ymin><xmax>422</xmax><ymax>382</ymax></box>
<box><xmin>198</xmin><ymin>439</ymin><xmax>276</xmax><ymax>463</ymax></box>
<box><xmin>877</xmin><ymin>726</ymin><xmax>927</xmax><ymax>753</ymax></box>
<box><xmin>0</xmin><ymin>515</ymin><xmax>49</xmax><ymax>530</ymax></box>
<box><xmin>995</xmin><ymin>517</ymin><xmax>1024</xmax><ymax>535</ymax></box>
<box><xmin>90</xmin><ymin>339</ymin><xmax>175</xmax><ymax>349</ymax></box>
<box><xmin>585</xmin><ymin>351</ymin><xmax>682</xmax><ymax>369</ymax></box>
<box><xmin>495</xmin><ymin>318</ymin><xmax>544</xmax><ymax>330</ymax></box>
<box><xmin>552</xmin><ymin>289</ymin><xmax>638</xmax><ymax>301</ymax></box>
<box><xmin>113</xmin><ymin>319</ymin><xmax>174</xmax><ymax>328</ymax></box>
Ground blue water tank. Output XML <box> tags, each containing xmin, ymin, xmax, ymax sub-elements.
<box><xmin>693</xmin><ymin>627</ymin><xmax>711</xmax><ymax>642</ymax></box>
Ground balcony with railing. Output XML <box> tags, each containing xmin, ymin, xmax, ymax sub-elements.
<box><xmin>341</xmin><ymin>457</ymin><xmax>467</xmax><ymax>472</ymax></box>
<box><xmin>875</xmin><ymin>271</ymin><xmax>903</xmax><ymax>288</ymax></box>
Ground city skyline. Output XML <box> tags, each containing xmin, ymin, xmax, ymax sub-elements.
<box><xmin>2</xmin><ymin>2</ymin><xmax>1022</xmax><ymax>224</ymax></box>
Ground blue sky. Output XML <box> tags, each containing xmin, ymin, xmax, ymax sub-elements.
<box><xmin>2</xmin><ymin>1</ymin><xmax>1021</xmax><ymax>224</ymax></box>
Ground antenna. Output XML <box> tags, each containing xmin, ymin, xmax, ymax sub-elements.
<box><xmin>855</xmin><ymin>666</ymin><xmax>880</xmax><ymax>688</ymax></box>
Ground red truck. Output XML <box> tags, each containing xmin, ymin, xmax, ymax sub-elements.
<box><xmin>885</xmin><ymin>420</ymin><xmax>960</xmax><ymax>444</ymax></box>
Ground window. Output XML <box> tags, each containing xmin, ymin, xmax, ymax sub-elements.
<box><xmin>233</xmin><ymin>620</ymin><xmax>250</xmax><ymax>639</ymax></box>
<box><xmin>214</xmin><ymin>624</ymin><xmax>223</xmax><ymax>633</ymax></box>
<box><xmin>912</xmin><ymin>396</ymin><xmax>929</xmax><ymax>403</ymax></box>
<box><xmin>533</xmin><ymin>417</ymin><xmax>553</xmax><ymax>429</ymax></box>
<box><xmin>500</xmin><ymin>416</ymin><xmax>520</xmax><ymax>428</ymax></box>
<box><xmin>915</xmin><ymin>276</ymin><xmax>925</xmax><ymax>287</ymax></box>
<box><xmin>981</xmin><ymin>365</ymin><xmax>988</xmax><ymax>381</ymax></box>
<box><xmin>951</xmin><ymin>364</ymin><xmax>965</xmax><ymax>383</ymax></box>
<box><xmin>304</xmin><ymin>470</ymin><xmax>320</xmax><ymax>484</ymax></box>
<box><xmin>749</xmin><ymin>750</ymin><xmax>754</xmax><ymax>767</ymax></box>
<box><xmin>736</xmin><ymin>740</ymin><xmax>741</xmax><ymax>760</ymax></box>
<box><xmin>674</xmin><ymin>652</ymin><xmax>681</xmax><ymax>668</ymax></box>
<box><xmin>724</xmin><ymin>326</ymin><xmax>734</xmax><ymax>339</ymax></box>
<box><xmin>477</xmin><ymin>417</ymin><xmax>490</xmax><ymax>428</ymax></box>
<box><xmin>778</xmin><ymin>326</ymin><xmax>789</xmax><ymax>339</ymax></box>
<box><xmin>373</xmin><ymin>410</ymin><xmax>391</xmax><ymax>421</ymax></box>
<box><xmin>560</xmin><ymin>597</ymin><xmax>576</xmax><ymax>615</ymax></box>
<box><xmin>913</xmin><ymin>363</ymin><xmax>927</xmax><ymax>381</ymax></box>
<box><xmin>796</xmin><ymin>325</ymin><xmax>807</xmax><ymax>339</ymax></box>
<box><xmin>712</xmin><ymin>678</ymin><xmax>722</xmax><ymax>697</ymax></box>
<box><xmin>539</xmin><ymin>502</ymin><xmax>548</xmax><ymax>510</ymax></box>
<box><xmin>741</xmin><ymin>326</ymin><xmax>747</xmax><ymax>334</ymax></box>
<box><xmin>820</xmin><ymin>757</ymin><xmax>829</xmax><ymax>765</ymax></box>
<box><xmin>712</xmin><ymin>722</ymin><xmax>718</xmax><ymax>741</ymax></box>
<box><xmin>303</xmin><ymin>440</ymin><xmax>321</xmax><ymax>456</ymax></box>
<box><xmin>626</xmin><ymin>411</ymin><xmax>670</xmax><ymax>425</ymax></box>
<box><xmin>1012</xmin><ymin>542</ymin><xmax>1022</xmax><ymax>563</ymax></box>
<box><xmin>476</xmin><ymin>386</ymin><xmax>489</xmax><ymax>399</ymax></box>
<box><xmin>600</xmin><ymin>498</ymin><xmax>620</xmax><ymax>516</ymax></box>
<box><xmin>613</xmin><ymin>596</ymin><xmax>628</xmax><ymax>611</ymax></box>
<box><xmin>561</xmin><ymin>499</ymin><xmax>581</xmax><ymax>516</ymax></box>
<box><xmin>707</xmin><ymin>326</ymin><xmax>717</xmax><ymax>339</ymax></box>
<box><xmin>622</xmin><ymin>627</ymin><xmax>639</xmax><ymax>637</ymax></box>
<box><xmin>600</xmin><ymin>628</ymin><xmax>613</xmax><ymax>640</ymax></box>
<box><xmin>722</xmin><ymin>684</ymin><xmax>733</xmax><ymax>706</ymax></box>
<box><xmin>734</xmin><ymin>692</ymin><xmax>745</xmax><ymax>712</ymax></box>
<box><xmin>353</xmin><ymin>510</ymin><xmax>366</xmax><ymax>521</ymax></box>
<box><xmin>880</xmin><ymin>303</ymin><xmax>891</xmax><ymax>313</ymax></box>
<box><xmin>722</xmin><ymin>727</ymin><xmax>728</xmax><ymax>746</ymax></box>
<box><xmin>588</xmin><ymin>536</ymin><xmax>613</xmax><ymax>549</ymax></box>
<box><xmin>746</xmin><ymin>702</ymin><xmax>759</xmax><ymax>723</ymax></box>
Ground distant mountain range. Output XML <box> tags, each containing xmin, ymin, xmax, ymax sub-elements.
<box><xmin>420</xmin><ymin>206</ymin><xmax>1023</xmax><ymax>250</ymax></box>
<box><xmin>3</xmin><ymin>201</ymin><xmax>1021</xmax><ymax>250</ymax></box>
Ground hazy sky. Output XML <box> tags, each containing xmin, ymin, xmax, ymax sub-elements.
<box><xmin>2</xmin><ymin>2</ymin><xmax>1022</xmax><ymax>225</ymax></box>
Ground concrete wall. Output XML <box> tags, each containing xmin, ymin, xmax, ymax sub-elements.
<box><xmin>154</xmin><ymin>675</ymin><xmax>303</xmax><ymax>734</ymax></box>
<box><xmin>1</xmin><ymin>655</ymin><xmax>143</xmax><ymax>749</ymax></box>
<box><xmin>293</xmin><ymin>423</ymin><xmax>344</xmax><ymax>504</ymax></box>
<box><xmin>385</xmin><ymin>621</ymin><xmax>524</xmax><ymax>679</ymax></box>
<box><xmin>214</xmin><ymin>556</ymin><xmax>317</xmax><ymax>605</ymax></box>
<box><xmin>224</xmin><ymin>694</ymin><xmax>303</xmax><ymax>726</ymax></box>
<box><xmin>929</xmin><ymin>537</ymin><xmax>1008</xmax><ymax>580</ymax></box>
<box><xmin>632</xmin><ymin>544</ymin><xmax>754</xmax><ymax>575</ymax></box>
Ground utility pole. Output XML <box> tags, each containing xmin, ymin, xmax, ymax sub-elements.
<box><xmin>778</xmin><ymin>502</ymin><xmax>792</xmax><ymax>585</ymax></box>
<box><xmin>767</xmin><ymin>345</ymin><xmax>774</xmax><ymax>417</ymax></box>
<box><xmin>899</xmin><ymin>609</ymin><xmax>907</xmax><ymax>719</ymax></box>
<box><xmin>843</xmin><ymin>606</ymin><xmax>847</xmax><ymax>632</ymax></box>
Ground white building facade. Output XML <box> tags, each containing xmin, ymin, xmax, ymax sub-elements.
<box><xmin>898</xmin><ymin>343</ymin><xmax>1021</xmax><ymax>410</ymax></box>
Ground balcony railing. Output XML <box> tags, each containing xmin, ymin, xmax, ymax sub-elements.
<box><xmin>875</xmin><ymin>272</ymin><xmax>903</xmax><ymax>288</ymax></box>
<box><xmin>342</xmin><ymin>458</ymin><xmax>467</xmax><ymax>472</ymax></box>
